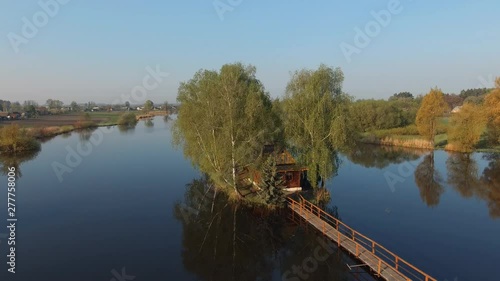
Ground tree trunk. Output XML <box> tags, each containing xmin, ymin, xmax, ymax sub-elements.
<box><xmin>231</xmin><ymin>139</ymin><xmax>244</xmax><ymax>199</ymax></box>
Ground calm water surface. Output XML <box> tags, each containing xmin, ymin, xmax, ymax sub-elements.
<box><xmin>0</xmin><ymin>117</ymin><xmax>498</xmax><ymax>281</ymax></box>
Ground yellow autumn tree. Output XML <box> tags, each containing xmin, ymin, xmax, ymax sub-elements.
<box><xmin>484</xmin><ymin>77</ymin><xmax>500</xmax><ymax>145</ymax></box>
<box><xmin>447</xmin><ymin>103</ymin><xmax>487</xmax><ymax>152</ymax></box>
<box><xmin>416</xmin><ymin>88</ymin><xmax>449</xmax><ymax>146</ymax></box>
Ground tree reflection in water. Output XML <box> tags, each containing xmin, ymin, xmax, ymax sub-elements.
<box><xmin>345</xmin><ymin>144</ymin><xmax>425</xmax><ymax>169</ymax></box>
<box><xmin>77</xmin><ymin>127</ymin><xmax>98</xmax><ymax>142</ymax></box>
<box><xmin>414</xmin><ymin>153</ymin><xmax>445</xmax><ymax>207</ymax></box>
<box><xmin>446</xmin><ymin>153</ymin><xmax>481</xmax><ymax>198</ymax></box>
<box><xmin>145</xmin><ymin>119</ymin><xmax>154</xmax><ymax>128</ymax></box>
<box><xmin>174</xmin><ymin>176</ymin><xmax>372</xmax><ymax>281</ymax></box>
<box><xmin>0</xmin><ymin>149</ymin><xmax>40</xmax><ymax>178</ymax></box>
<box><xmin>480</xmin><ymin>154</ymin><xmax>500</xmax><ymax>218</ymax></box>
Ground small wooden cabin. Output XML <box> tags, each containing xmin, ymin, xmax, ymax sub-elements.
<box><xmin>252</xmin><ymin>145</ymin><xmax>308</xmax><ymax>191</ymax></box>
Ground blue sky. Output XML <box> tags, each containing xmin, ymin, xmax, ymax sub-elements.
<box><xmin>1</xmin><ymin>0</ymin><xmax>499</xmax><ymax>104</ymax></box>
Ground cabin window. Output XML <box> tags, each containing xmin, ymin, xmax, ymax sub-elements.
<box><xmin>286</xmin><ymin>172</ymin><xmax>293</xmax><ymax>181</ymax></box>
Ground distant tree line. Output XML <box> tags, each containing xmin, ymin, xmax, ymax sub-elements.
<box><xmin>0</xmin><ymin>98</ymin><xmax>174</xmax><ymax>118</ymax></box>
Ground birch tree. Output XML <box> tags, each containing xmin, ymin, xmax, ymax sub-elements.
<box><xmin>174</xmin><ymin>63</ymin><xmax>281</xmax><ymax>198</ymax></box>
<box><xmin>282</xmin><ymin>64</ymin><xmax>356</xmax><ymax>190</ymax></box>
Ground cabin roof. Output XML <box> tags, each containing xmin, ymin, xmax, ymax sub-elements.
<box><xmin>263</xmin><ymin>145</ymin><xmax>297</xmax><ymax>165</ymax></box>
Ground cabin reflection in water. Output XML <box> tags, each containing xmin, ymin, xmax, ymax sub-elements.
<box><xmin>250</xmin><ymin>145</ymin><xmax>309</xmax><ymax>191</ymax></box>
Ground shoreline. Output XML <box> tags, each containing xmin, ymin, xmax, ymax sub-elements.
<box><xmin>359</xmin><ymin>136</ymin><xmax>500</xmax><ymax>154</ymax></box>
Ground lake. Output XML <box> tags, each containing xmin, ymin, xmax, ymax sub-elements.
<box><xmin>0</xmin><ymin>116</ymin><xmax>498</xmax><ymax>281</ymax></box>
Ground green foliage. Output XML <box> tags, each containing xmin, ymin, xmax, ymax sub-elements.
<box><xmin>351</xmin><ymin>99</ymin><xmax>418</xmax><ymax>131</ymax></box>
<box><xmin>282</xmin><ymin>64</ymin><xmax>354</xmax><ymax>189</ymax></box>
<box><xmin>117</xmin><ymin>112</ymin><xmax>138</xmax><ymax>127</ymax></box>
<box><xmin>389</xmin><ymin>91</ymin><xmax>414</xmax><ymax>100</ymax></box>
<box><xmin>484</xmin><ymin>81</ymin><xmax>500</xmax><ymax>145</ymax></box>
<box><xmin>0</xmin><ymin>124</ymin><xmax>40</xmax><ymax>153</ymax></box>
<box><xmin>463</xmin><ymin>95</ymin><xmax>485</xmax><ymax>105</ymax></box>
<box><xmin>143</xmin><ymin>100</ymin><xmax>154</xmax><ymax>112</ymax></box>
<box><xmin>174</xmin><ymin>63</ymin><xmax>282</xmax><ymax>197</ymax></box>
<box><xmin>416</xmin><ymin>88</ymin><xmax>449</xmax><ymax>145</ymax></box>
<box><xmin>447</xmin><ymin>103</ymin><xmax>487</xmax><ymax>152</ymax></box>
<box><xmin>70</xmin><ymin>101</ymin><xmax>80</xmax><ymax>112</ymax></box>
<box><xmin>258</xmin><ymin>156</ymin><xmax>286</xmax><ymax>207</ymax></box>
<box><xmin>459</xmin><ymin>88</ymin><xmax>492</xmax><ymax>99</ymax></box>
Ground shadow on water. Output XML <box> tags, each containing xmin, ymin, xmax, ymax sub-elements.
<box><xmin>173</xmin><ymin>175</ymin><xmax>376</xmax><ymax>281</ymax></box>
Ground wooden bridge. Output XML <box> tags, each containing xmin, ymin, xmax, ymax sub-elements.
<box><xmin>287</xmin><ymin>196</ymin><xmax>437</xmax><ymax>281</ymax></box>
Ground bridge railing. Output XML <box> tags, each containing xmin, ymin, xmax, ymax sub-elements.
<box><xmin>287</xmin><ymin>196</ymin><xmax>437</xmax><ymax>281</ymax></box>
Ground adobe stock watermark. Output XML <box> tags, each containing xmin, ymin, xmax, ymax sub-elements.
<box><xmin>51</xmin><ymin>65</ymin><xmax>169</xmax><ymax>183</ymax></box>
<box><xmin>282</xmin><ymin>236</ymin><xmax>339</xmax><ymax>281</ymax></box>
<box><xmin>477</xmin><ymin>74</ymin><xmax>496</xmax><ymax>88</ymax></box>
<box><xmin>7</xmin><ymin>0</ymin><xmax>71</xmax><ymax>54</ymax></box>
<box><xmin>110</xmin><ymin>267</ymin><xmax>135</xmax><ymax>281</ymax></box>
<box><xmin>213</xmin><ymin>0</ymin><xmax>243</xmax><ymax>21</ymax></box>
<box><xmin>340</xmin><ymin>0</ymin><xmax>411</xmax><ymax>63</ymax></box>
<box><xmin>384</xmin><ymin>160</ymin><xmax>419</xmax><ymax>193</ymax></box>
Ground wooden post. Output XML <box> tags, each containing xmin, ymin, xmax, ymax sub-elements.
<box><xmin>395</xmin><ymin>256</ymin><xmax>399</xmax><ymax>270</ymax></box>
<box><xmin>337</xmin><ymin>231</ymin><xmax>340</xmax><ymax>247</ymax></box>
<box><xmin>356</xmin><ymin>244</ymin><xmax>359</xmax><ymax>256</ymax></box>
<box><xmin>377</xmin><ymin>260</ymin><xmax>382</xmax><ymax>275</ymax></box>
<box><xmin>372</xmin><ymin>241</ymin><xmax>375</xmax><ymax>254</ymax></box>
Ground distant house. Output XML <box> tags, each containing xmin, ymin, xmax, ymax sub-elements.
<box><xmin>37</xmin><ymin>107</ymin><xmax>49</xmax><ymax>115</ymax></box>
<box><xmin>91</xmin><ymin>106</ymin><xmax>101</xmax><ymax>112</ymax></box>
<box><xmin>451</xmin><ymin>106</ymin><xmax>462</xmax><ymax>113</ymax></box>
<box><xmin>250</xmin><ymin>145</ymin><xmax>308</xmax><ymax>191</ymax></box>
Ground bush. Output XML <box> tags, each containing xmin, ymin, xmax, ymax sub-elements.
<box><xmin>0</xmin><ymin>124</ymin><xmax>40</xmax><ymax>153</ymax></box>
<box><xmin>74</xmin><ymin>113</ymin><xmax>96</xmax><ymax>129</ymax></box>
<box><xmin>118</xmin><ymin>113</ymin><xmax>138</xmax><ymax>127</ymax></box>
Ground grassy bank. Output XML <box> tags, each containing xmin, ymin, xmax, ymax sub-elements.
<box><xmin>360</xmin><ymin>117</ymin><xmax>500</xmax><ymax>153</ymax></box>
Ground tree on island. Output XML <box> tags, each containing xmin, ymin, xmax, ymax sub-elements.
<box><xmin>174</xmin><ymin>63</ymin><xmax>281</xmax><ymax>199</ymax></box>
<box><xmin>281</xmin><ymin>64</ymin><xmax>355</xmax><ymax>192</ymax></box>
<box><xmin>258</xmin><ymin>155</ymin><xmax>286</xmax><ymax>207</ymax></box>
